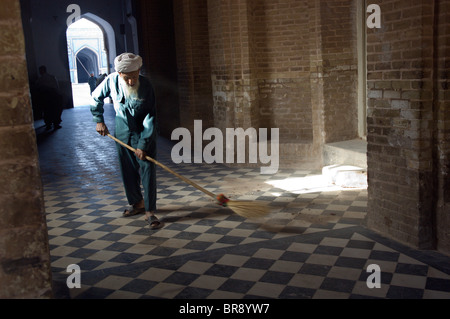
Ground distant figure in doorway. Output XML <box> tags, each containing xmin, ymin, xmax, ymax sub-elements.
<box><xmin>95</xmin><ymin>73</ymin><xmax>107</xmax><ymax>88</ymax></box>
<box><xmin>35</xmin><ymin>65</ymin><xmax>63</xmax><ymax>130</ymax></box>
<box><xmin>88</xmin><ymin>73</ymin><xmax>97</xmax><ymax>94</ymax></box>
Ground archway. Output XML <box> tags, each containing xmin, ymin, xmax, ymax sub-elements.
<box><xmin>66</xmin><ymin>16</ymin><xmax>113</xmax><ymax>106</ymax></box>
<box><xmin>67</xmin><ymin>18</ymin><xmax>105</xmax><ymax>83</ymax></box>
<box><xmin>76</xmin><ymin>47</ymin><xmax>99</xmax><ymax>83</ymax></box>
<box><xmin>81</xmin><ymin>12</ymin><xmax>117</xmax><ymax>74</ymax></box>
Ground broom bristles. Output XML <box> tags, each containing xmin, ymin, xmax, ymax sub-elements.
<box><xmin>226</xmin><ymin>200</ymin><xmax>271</xmax><ymax>218</ymax></box>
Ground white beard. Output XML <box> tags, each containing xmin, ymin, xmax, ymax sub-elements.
<box><xmin>119</xmin><ymin>76</ymin><xmax>140</xmax><ymax>100</ymax></box>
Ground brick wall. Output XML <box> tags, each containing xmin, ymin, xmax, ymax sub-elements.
<box><xmin>0</xmin><ymin>0</ymin><xmax>52</xmax><ymax>298</ymax></box>
<box><xmin>207</xmin><ymin>0</ymin><xmax>260</xmax><ymax>131</ymax></box>
<box><xmin>258</xmin><ymin>78</ymin><xmax>313</xmax><ymax>143</ymax></box>
<box><xmin>253</xmin><ymin>0</ymin><xmax>313</xmax><ymax>143</ymax></box>
<box><xmin>206</xmin><ymin>0</ymin><xmax>318</xmax><ymax>167</ymax></box>
<box><xmin>206</xmin><ymin>0</ymin><xmax>351</xmax><ymax>168</ymax></box>
<box><xmin>366</xmin><ymin>0</ymin><xmax>449</xmax><ymax>252</ymax></box>
<box><xmin>320</xmin><ymin>0</ymin><xmax>359</xmax><ymax>143</ymax></box>
<box><xmin>435</xmin><ymin>0</ymin><xmax>450</xmax><ymax>254</ymax></box>
<box><xmin>173</xmin><ymin>0</ymin><xmax>214</xmax><ymax>132</ymax></box>
<box><xmin>167</xmin><ymin>0</ymin><xmax>449</xmax><ymax>254</ymax></box>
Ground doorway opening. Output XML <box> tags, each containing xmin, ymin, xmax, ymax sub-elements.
<box><xmin>66</xmin><ymin>15</ymin><xmax>115</xmax><ymax>106</ymax></box>
<box><xmin>76</xmin><ymin>47</ymin><xmax>100</xmax><ymax>83</ymax></box>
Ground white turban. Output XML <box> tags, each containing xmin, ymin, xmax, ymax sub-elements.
<box><xmin>114</xmin><ymin>53</ymin><xmax>143</xmax><ymax>73</ymax></box>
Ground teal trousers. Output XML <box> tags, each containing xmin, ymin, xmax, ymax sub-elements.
<box><xmin>116</xmin><ymin>133</ymin><xmax>157</xmax><ymax>212</ymax></box>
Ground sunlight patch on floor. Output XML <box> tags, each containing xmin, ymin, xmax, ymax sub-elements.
<box><xmin>265</xmin><ymin>174</ymin><xmax>366</xmax><ymax>196</ymax></box>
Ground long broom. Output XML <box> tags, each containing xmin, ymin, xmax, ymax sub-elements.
<box><xmin>107</xmin><ymin>134</ymin><xmax>271</xmax><ymax>219</ymax></box>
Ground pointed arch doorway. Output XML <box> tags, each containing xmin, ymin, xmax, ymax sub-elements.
<box><xmin>76</xmin><ymin>47</ymin><xmax>99</xmax><ymax>83</ymax></box>
<box><xmin>66</xmin><ymin>14</ymin><xmax>116</xmax><ymax>106</ymax></box>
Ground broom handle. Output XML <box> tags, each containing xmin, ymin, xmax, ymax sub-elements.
<box><xmin>107</xmin><ymin>134</ymin><xmax>217</xmax><ymax>200</ymax></box>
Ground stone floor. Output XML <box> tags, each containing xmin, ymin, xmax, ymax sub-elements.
<box><xmin>35</xmin><ymin>105</ymin><xmax>450</xmax><ymax>300</ymax></box>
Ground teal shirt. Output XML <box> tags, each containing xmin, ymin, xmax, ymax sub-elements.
<box><xmin>90</xmin><ymin>73</ymin><xmax>157</xmax><ymax>152</ymax></box>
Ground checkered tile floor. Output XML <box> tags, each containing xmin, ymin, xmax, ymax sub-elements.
<box><xmin>36</xmin><ymin>105</ymin><xmax>450</xmax><ymax>300</ymax></box>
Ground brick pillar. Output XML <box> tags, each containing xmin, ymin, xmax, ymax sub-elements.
<box><xmin>0</xmin><ymin>0</ymin><xmax>52</xmax><ymax>297</ymax></box>
<box><xmin>319</xmin><ymin>0</ymin><xmax>359</xmax><ymax>143</ymax></box>
<box><xmin>366</xmin><ymin>0</ymin><xmax>449</xmax><ymax>251</ymax></box>
<box><xmin>434</xmin><ymin>0</ymin><xmax>450</xmax><ymax>254</ymax></box>
<box><xmin>173</xmin><ymin>0</ymin><xmax>214</xmax><ymax>132</ymax></box>
<box><xmin>207</xmin><ymin>0</ymin><xmax>260</xmax><ymax>131</ymax></box>
<box><xmin>308</xmin><ymin>0</ymin><xmax>326</xmax><ymax>164</ymax></box>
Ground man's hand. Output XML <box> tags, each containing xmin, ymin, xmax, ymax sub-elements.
<box><xmin>135</xmin><ymin>149</ymin><xmax>147</xmax><ymax>161</ymax></box>
<box><xmin>96</xmin><ymin>122</ymin><xmax>109</xmax><ymax>136</ymax></box>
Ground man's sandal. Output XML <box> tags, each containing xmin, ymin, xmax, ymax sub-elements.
<box><xmin>123</xmin><ymin>207</ymin><xmax>145</xmax><ymax>217</ymax></box>
<box><xmin>146</xmin><ymin>215</ymin><xmax>163</xmax><ymax>230</ymax></box>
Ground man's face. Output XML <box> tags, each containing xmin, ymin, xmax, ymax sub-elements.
<box><xmin>119</xmin><ymin>70</ymin><xmax>140</xmax><ymax>87</ymax></box>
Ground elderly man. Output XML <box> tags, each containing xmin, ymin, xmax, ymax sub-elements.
<box><xmin>90</xmin><ymin>53</ymin><xmax>161</xmax><ymax>229</ymax></box>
